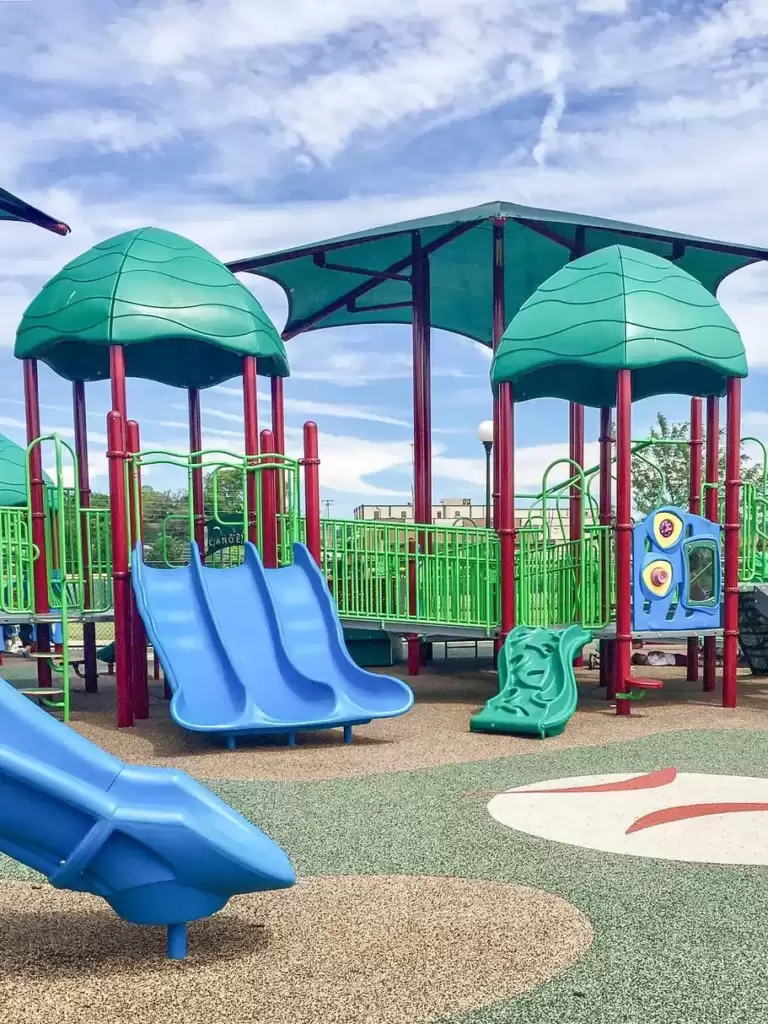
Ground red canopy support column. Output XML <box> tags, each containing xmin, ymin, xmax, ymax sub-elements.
<box><xmin>491</xmin><ymin>218</ymin><xmax>505</xmax><ymax>528</ymax></box>
<box><xmin>73</xmin><ymin>380</ymin><xmax>98</xmax><ymax>693</ymax></box>
<box><xmin>722</xmin><ymin>378</ymin><xmax>741</xmax><ymax>708</ymax></box>
<box><xmin>703</xmin><ymin>396</ymin><xmax>720</xmax><ymax>692</ymax></box>
<box><xmin>23</xmin><ymin>358</ymin><xmax>52</xmax><ymax>688</ymax></box>
<box><xmin>107</xmin><ymin>344</ymin><xmax>132</xmax><ymax>727</ymax></box>
<box><xmin>614</xmin><ymin>369</ymin><xmax>632</xmax><ymax>716</ymax></box>
<box><xmin>408</xmin><ymin>231</ymin><xmax>431</xmax><ymax>675</ymax></box>
<box><xmin>243</xmin><ymin>356</ymin><xmax>259</xmax><ymax>546</ymax></box>
<box><xmin>188</xmin><ymin>387</ymin><xmax>205</xmax><ymax>557</ymax></box>
<box><xmin>271</xmin><ymin>376</ymin><xmax>286</xmax><ymax>531</ymax></box>
<box><xmin>687</xmin><ymin>396</ymin><xmax>703</xmax><ymax>681</ymax></box>
<box><xmin>569</xmin><ymin>401</ymin><xmax>585</xmax><ymax>665</ymax></box>
<box><xmin>493</xmin><ymin>218</ymin><xmax>515</xmax><ymax>644</ymax></box>
<box><xmin>598</xmin><ymin>406</ymin><xmax>614</xmax><ymax>694</ymax></box>
<box><xmin>271</xmin><ymin>377</ymin><xmax>286</xmax><ymax>454</ymax></box>
<box><xmin>126</xmin><ymin>418</ymin><xmax>148</xmax><ymax>719</ymax></box>
<box><xmin>260</xmin><ymin>428</ymin><xmax>278</xmax><ymax>569</ymax></box>
<box><xmin>302</xmin><ymin>422</ymin><xmax>321</xmax><ymax>565</ymax></box>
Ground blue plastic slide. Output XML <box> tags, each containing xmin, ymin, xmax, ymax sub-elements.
<box><xmin>0</xmin><ymin>676</ymin><xmax>295</xmax><ymax>958</ymax></box>
<box><xmin>131</xmin><ymin>541</ymin><xmax>413</xmax><ymax>745</ymax></box>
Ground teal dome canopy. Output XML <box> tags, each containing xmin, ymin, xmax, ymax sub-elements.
<box><xmin>491</xmin><ymin>245</ymin><xmax>747</xmax><ymax>406</ymax></box>
<box><xmin>0</xmin><ymin>433</ymin><xmax>54</xmax><ymax>507</ymax></box>
<box><xmin>15</xmin><ymin>227</ymin><xmax>289</xmax><ymax>388</ymax></box>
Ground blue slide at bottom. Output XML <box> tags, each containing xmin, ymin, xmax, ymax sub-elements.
<box><xmin>131</xmin><ymin>541</ymin><xmax>414</xmax><ymax>743</ymax></box>
<box><xmin>0</xmin><ymin>677</ymin><xmax>295</xmax><ymax>958</ymax></box>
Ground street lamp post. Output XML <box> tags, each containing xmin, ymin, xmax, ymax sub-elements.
<box><xmin>477</xmin><ymin>420</ymin><xmax>494</xmax><ymax>529</ymax></box>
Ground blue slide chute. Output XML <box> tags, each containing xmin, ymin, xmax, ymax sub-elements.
<box><xmin>0</xmin><ymin>678</ymin><xmax>295</xmax><ymax>958</ymax></box>
<box><xmin>131</xmin><ymin>541</ymin><xmax>413</xmax><ymax>742</ymax></box>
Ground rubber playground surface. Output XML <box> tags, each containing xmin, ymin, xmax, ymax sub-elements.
<box><xmin>1</xmin><ymin>660</ymin><xmax>767</xmax><ymax>1024</ymax></box>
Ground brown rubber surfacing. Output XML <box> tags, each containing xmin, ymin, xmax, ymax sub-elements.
<box><xmin>0</xmin><ymin>876</ymin><xmax>593</xmax><ymax>1024</ymax></box>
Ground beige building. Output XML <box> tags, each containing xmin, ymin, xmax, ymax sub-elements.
<box><xmin>352</xmin><ymin>497</ymin><xmax>571</xmax><ymax>538</ymax></box>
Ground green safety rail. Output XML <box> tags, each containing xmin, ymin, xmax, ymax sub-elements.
<box><xmin>129</xmin><ymin>447</ymin><xmax>303</xmax><ymax>569</ymax></box>
<box><xmin>320</xmin><ymin>517</ymin><xmax>500</xmax><ymax>630</ymax></box>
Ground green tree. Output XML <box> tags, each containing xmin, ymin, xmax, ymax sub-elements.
<box><xmin>203</xmin><ymin>467</ymin><xmax>244</xmax><ymax>518</ymax></box>
<box><xmin>631</xmin><ymin>412</ymin><xmax>764</xmax><ymax>516</ymax></box>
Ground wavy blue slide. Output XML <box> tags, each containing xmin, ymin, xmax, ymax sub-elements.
<box><xmin>0</xmin><ymin>677</ymin><xmax>295</xmax><ymax>958</ymax></box>
<box><xmin>131</xmin><ymin>541</ymin><xmax>413</xmax><ymax>745</ymax></box>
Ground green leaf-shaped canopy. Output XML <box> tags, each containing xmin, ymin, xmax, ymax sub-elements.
<box><xmin>0</xmin><ymin>433</ymin><xmax>54</xmax><ymax>507</ymax></box>
<box><xmin>491</xmin><ymin>245</ymin><xmax>747</xmax><ymax>406</ymax></box>
<box><xmin>15</xmin><ymin>227</ymin><xmax>289</xmax><ymax>388</ymax></box>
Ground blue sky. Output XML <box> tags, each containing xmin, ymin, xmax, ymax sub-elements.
<box><xmin>1</xmin><ymin>0</ymin><xmax>768</xmax><ymax>513</ymax></box>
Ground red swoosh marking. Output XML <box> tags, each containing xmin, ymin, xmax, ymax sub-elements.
<box><xmin>627</xmin><ymin>802</ymin><xmax>768</xmax><ymax>834</ymax></box>
<box><xmin>511</xmin><ymin>767</ymin><xmax>678</xmax><ymax>796</ymax></box>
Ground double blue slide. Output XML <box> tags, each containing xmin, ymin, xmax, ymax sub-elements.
<box><xmin>0</xmin><ymin>542</ymin><xmax>412</xmax><ymax>958</ymax></box>
<box><xmin>131</xmin><ymin>541</ymin><xmax>414</xmax><ymax>745</ymax></box>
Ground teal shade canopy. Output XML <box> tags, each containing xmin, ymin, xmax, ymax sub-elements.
<box><xmin>229</xmin><ymin>200</ymin><xmax>768</xmax><ymax>344</ymax></box>
<box><xmin>491</xmin><ymin>246</ymin><xmax>747</xmax><ymax>406</ymax></box>
<box><xmin>0</xmin><ymin>185</ymin><xmax>70</xmax><ymax>235</ymax></box>
<box><xmin>0</xmin><ymin>433</ymin><xmax>54</xmax><ymax>507</ymax></box>
<box><xmin>15</xmin><ymin>227</ymin><xmax>289</xmax><ymax>388</ymax></box>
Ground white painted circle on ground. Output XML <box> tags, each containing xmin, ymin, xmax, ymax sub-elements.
<box><xmin>487</xmin><ymin>769</ymin><xmax>768</xmax><ymax>865</ymax></box>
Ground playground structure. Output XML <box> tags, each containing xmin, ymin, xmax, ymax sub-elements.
<box><xmin>2</xmin><ymin>203</ymin><xmax>768</xmax><ymax>733</ymax></box>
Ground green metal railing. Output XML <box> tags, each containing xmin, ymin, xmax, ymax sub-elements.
<box><xmin>130</xmin><ymin>447</ymin><xmax>303</xmax><ymax>569</ymax></box>
<box><xmin>320</xmin><ymin>518</ymin><xmax>500</xmax><ymax>631</ymax></box>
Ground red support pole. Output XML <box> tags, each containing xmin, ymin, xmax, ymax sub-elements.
<box><xmin>498</xmin><ymin>382</ymin><xmax>515</xmax><ymax>642</ymax></box>
<box><xmin>260</xmin><ymin>428</ymin><xmax>278</xmax><ymax>569</ymax></box>
<box><xmin>243</xmin><ymin>356</ymin><xmax>259</xmax><ymax>545</ymax></box>
<box><xmin>302</xmin><ymin>421</ymin><xmax>321</xmax><ymax>566</ymax></box>
<box><xmin>492</xmin><ymin>218</ymin><xmax>515</xmax><ymax>645</ymax></box>
<box><xmin>188</xmin><ymin>387</ymin><xmax>206</xmax><ymax>558</ymax></box>
<box><xmin>491</xmin><ymin>218</ymin><xmax>505</xmax><ymax>529</ymax></box>
<box><xmin>271</xmin><ymin>376</ymin><xmax>286</xmax><ymax>455</ymax></box>
<box><xmin>687</xmin><ymin>396</ymin><xmax>704</xmax><ymax>681</ymax></box>
<box><xmin>107</xmin><ymin>406</ymin><xmax>133</xmax><ymax>728</ymax></box>
<box><xmin>569</xmin><ymin>402</ymin><xmax>585</xmax><ymax>665</ymax></box>
<box><xmin>723</xmin><ymin>378</ymin><xmax>741</xmax><ymax>708</ymax></box>
<box><xmin>126</xmin><ymin>419</ymin><xmax>148</xmax><ymax>720</ymax></box>
<box><xmin>73</xmin><ymin>381</ymin><xmax>99</xmax><ymax>693</ymax></box>
<box><xmin>271</xmin><ymin>376</ymin><xmax>286</xmax><ymax>531</ymax></box>
<box><xmin>598</xmin><ymin>405</ymin><xmax>614</xmax><ymax>693</ymax></box>
<box><xmin>614</xmin><ymin>369</ymin><xmax>632</xmax><ymax>716</ymax></box>
<box><xmin>23</xmin><ymin>358</ymin><xmax>52</xmax><ymax>689</ymax></box>
<box><xmin>408</xmin><ymin>231</ymin><xmax>432</xmax><ymax>674</ymax></box>
<box><xmin>704</xmin><ymin>395</ymin><xmax>720</xmax><ymax>692</ymax></box>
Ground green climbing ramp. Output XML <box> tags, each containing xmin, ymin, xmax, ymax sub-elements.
<box><xmin>470</xmin><ymin>624</ymin><xmax>591</xmax><ymax>739</ymax></box>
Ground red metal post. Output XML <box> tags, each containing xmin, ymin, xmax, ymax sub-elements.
<box><xmin>126</xmin><ymin>419</ymin><xmax>149</xmax><ymax>719</ymax></box>
<box><xmin>188</xmin><ymin>387</ymin><xmax>206</xmax><ymax>558</ymax></box>
<box><xmin>302</xmin><ymin>421</ymin><xmax>321</xmax><ymax>565</ymax></box>
<box><xmin>687</xmin><ymin>397</ymin><xmax>704</xmax><ymax>681</ymax></box>
<box><xmin>569</xmin><ymin>402</ymin><xmax>585</xmax><ymax>665</ymax></box>
<box><xmin>614</xmin><ymin>370</ymin><xmax>632</xmax><ymax>716</ymax></box>
<box><xmin>498</xmin><ymin>381</ymin><xmax>515</xmax><ymax>642</ymax></box>
<box><xmin>23</xmin><ymin>358</ymin><xmax>52</xmax><ymax>688</ymax></box>
<box><xmin>408</xmin><ymin>231</ymin><xmax>432</xmax><ymax>674</ymax></box>
<box><xmin>598</xmin><ymin>406</ymin><xmax>614</xmax><ymax>693</ymax></box>
<box><xmin>491</xmin><ymin>218</ymin><xmax>515</xmax><ymax>644</ymax></box>
<box><xmin>73</xmin><ymin>381</ymin><xmax>99</xmax><ymax>693</ymax></box>
<box><xmin>491</xmin><ymin>218</ymin><xmax>505</xmax><ymax>530</ymax></box>
<box><xmin>271</xmin><ymin>375</ymin><xmax>286</xmax><ymax>533</ymax></box>
<box><xmin>722</xmin><ymin>378</ymin><xmax>741</xmax><ymax>708</ymax></box>
<box><xmin>107</xmin><ymin>407</ymin><xmax>133</xmax><ymax>728</ymax></box>
<box><xmin>704</xmin><ymin>396</ymin><xmax>720</xmax><ymax>692</ymax></box>
<box><xmin>243</xmin><ymin>356</ymin><xmax>259</xmax><ymax>545</ymax></box>
<box><xmin>271</xmin><ymin>376</ymin><xmax>286</xmax><ymax>454</ymax></box>
<box><xmin>260</xmin><ymin>428</ymin><xmax>278</xmax><ymax>569</ymax></box>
